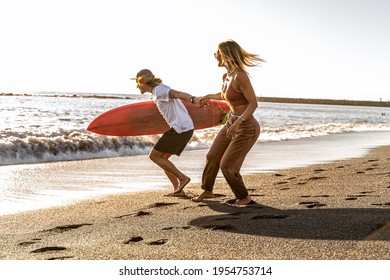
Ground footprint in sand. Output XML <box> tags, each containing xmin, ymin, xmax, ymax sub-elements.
<box><xmin>306</xmin><ymin>203</ymin><xmax>327</xmax><ymax>208</ymax></box>
<box><xmin>47</xmin><ymin>256</ymin><xmax>74</xmax><ymax>260</ymax></box>
<box><xmin>162</xmin><ymin>226</ymin><xmax>191</xmax><ymax>230</ymax></box>
<box><xmin>18</xmin><ymin>241</ymin><xmax>38</xmax><ymax>246</ymax></box>
<box><xmin>298</xmin><ymin>176</ymin><xmax>328</xmax><ymax>185</ymax></box>
<box><xmin>147</xmin><ymin>239</ymin><xmax>168</xmax><ymax>245</ymax></box>
<box><xmin>372</xmin><ymin>202</ymin><xmax>390</xmax><ymax>207</ymax></box>
<box><xmin>115</xmin><ymin>210</ymin><xmax>151</xmax><ymax>219</ymax></box>
<box><xmin>299</xmin><ymin>201</ymin><xmax>327</xmax><ymax>208</ymax></box>
<box><xmin>30</xmin><ymin>246</ymin><xmax>67</xmax><ymax>254</ymax></box>
<box><xmin>123</xmin><ymin>236</ymin><xmax>144</xmax><ymax>244</ymax></box>
<box><xmin>18</xmin><ymin>238</ymin><xmax>42</xmax><ymax>247</ymax></box>
<box><xmin>365</xmin><ymin>167</ymin><xmax>378</xmax><ymax>171</ymax></box>
<box><xmin>42</xmin><ymin>224</ymin><xmax>92</xmax><ymax>234</ymax></box>
<box><xmin>150</xmin><ymin>202</ymin><xmax>179</xmax><ymax>208</ymax></box>
<box><xmin>275</xmin><ymin>181</ymin><xmax>288</xmax><ymax>185</ymax></box>
<box><xmin>116</xmin><ymin>203</ymin><xmax>178</xmax><ymax>219</ymax></box>
<box><xmin>308</xmin><ymin>176</ymin><xmax>328</xmax><ymax>181</ymax></box>
<box><xmin>301</xmin><ymin>195</ymin><xmax>330</xmax><ymax>198</ymax></box>
<box><xmin>124</xmin><ymin>238</ymin><xmax>169</xmax><ymax>246</ymax></box>
<box><xmin>345</xmin><ymin>192</ymin><xmax>374</xmax><ymax>200</ymax></box>
<box><xmin>314</xmin><ymin>169</ymin><xmax>326</xmax><ymax>172</ymax></box>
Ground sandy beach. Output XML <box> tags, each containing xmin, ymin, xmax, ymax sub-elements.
<box><xmin>0</xmin><ymin>144</ymin><xmax>389</xmax><ymax>260</ymax></box>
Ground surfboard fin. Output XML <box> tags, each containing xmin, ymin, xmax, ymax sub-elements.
<box><xmin>220</xmin><ymin>112</ymin><xmax>229</xmax><ymax>125</ymax></box>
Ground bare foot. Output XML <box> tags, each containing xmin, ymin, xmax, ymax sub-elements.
<box><xmin>233</xmin><ymin>196</ymin><xmax>253</xmax><ymax>206</ymax></box>
<box><xmin>173</xmin><ymin>177</ymin><xmax>190</xmax><ymax>194</ymax></box>
<box><xmin>164</xmin><ymin>190</ymin><xmax>186</xmax><ymax>197</ymax></box>
<box><xmin>192</xmin><ymin>191</ymin><xmax>214</xmax><ymax>202</ymax></box>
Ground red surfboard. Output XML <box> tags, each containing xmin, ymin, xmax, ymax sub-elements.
<box><xmin>87</xmin><ymin>100</ymin><xmax>230</xmax><ymax>136</ymax></box>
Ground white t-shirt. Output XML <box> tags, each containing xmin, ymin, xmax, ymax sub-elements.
<box><xmin>152</xmin><ymin>84</ymin><xmax>194</xmax><ymax>134</ymax></box>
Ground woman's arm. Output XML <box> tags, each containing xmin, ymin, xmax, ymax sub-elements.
<box><xmin>204</xmin><ymin>92</ymin><xmax>222</xmax><ymax>100</ymax></box>
<box><xmin>196</xmin><ymin>92</ymin><xmax>222</xmax><ymax>107</ymax></box>
<box><xmin>168</xmin><ymin>89</ymin><xmax>220</xmax><ymax>107</ymax></box>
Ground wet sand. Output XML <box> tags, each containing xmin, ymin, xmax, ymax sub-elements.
<box><xmin>2</xmin><ymin>131</ymin><xmax>390</xmax><ymax>216</ymax></box>
<box><xmin>0</xmin><ymin>146</ymin><xmax>389</xmax><ymax>260</ymax></box>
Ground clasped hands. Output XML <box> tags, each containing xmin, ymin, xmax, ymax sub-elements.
<box><xmin>192</xmin><ymin>96</ymin><xmax>238</xmax><ymax>138</ymax></box>
<box><xmin>192</xmin><ymin>96</ymin><xmax>210</xmax><ymax>108</ymax></box>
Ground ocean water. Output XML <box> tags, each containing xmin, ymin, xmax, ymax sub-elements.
<box><xmin>1</xmin><ymin>92</ymin><xmax>389</xmax><ymax>166</ymax></box>
<box><xmin>1</xmin><ymin>92</ymin><xmax>390</xmax><ymax>215</ymax></box>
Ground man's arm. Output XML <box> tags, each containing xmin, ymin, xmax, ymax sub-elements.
<box><xmin>169</xmin><ymin>89</ymin><xmax>196</xmax><ymax>103</ymax></box>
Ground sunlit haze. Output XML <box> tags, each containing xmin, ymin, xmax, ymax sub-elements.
<box><xmin>1</xmin><ymin>0</ymin><xmax>389</xmax><ymax>101</ymax></box>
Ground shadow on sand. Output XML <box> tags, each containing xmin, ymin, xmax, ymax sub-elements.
<box><xmin>188</xmin><ymin>200</ymin><xmax>390</xmax><ymax>241</ymax></box>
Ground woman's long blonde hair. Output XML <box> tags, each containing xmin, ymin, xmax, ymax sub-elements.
<box><xmin>218</xmin><ymin>40</ymin><xmax>265</xmax><ymax>72</ymax></box>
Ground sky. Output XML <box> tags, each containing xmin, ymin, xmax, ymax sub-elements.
<box><xmin>1</xmin><ymin>0</ymin><xmax>389</xmax><ymax>101</ymax></box>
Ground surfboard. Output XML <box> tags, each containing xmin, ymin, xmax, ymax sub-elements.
<box><xmin>87</xmin><ymin>100</ymin><xmax>230</xmax><ymax>136</ymax></box>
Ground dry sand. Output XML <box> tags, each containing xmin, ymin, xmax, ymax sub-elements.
<box><xmin>0</xmin><ymin>146</ymin><xmax>389</xmax><ymax>260</ymax></box>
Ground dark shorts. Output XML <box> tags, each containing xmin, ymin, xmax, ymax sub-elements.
<box><xmin>154</xmin><ymin>128</ymin><xmax>194</xmax><ymax>156</ymax></box>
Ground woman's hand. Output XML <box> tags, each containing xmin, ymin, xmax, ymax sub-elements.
<box><xmin>197</xmin><ymin>96</ymin><xmax>210</xmax><ymax>108</ymax></box>
<box><xmin>226</xmin><ymin>121</ymin><xmax>240</xmax><ymax>138</ymax></box>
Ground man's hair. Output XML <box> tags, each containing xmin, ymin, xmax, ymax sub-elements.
<box><xmin>135</xmin><ymin>69</ymin><xmax>162</xmax><ymax>86</ymax></box>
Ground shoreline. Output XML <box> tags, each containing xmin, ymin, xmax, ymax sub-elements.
<box><xmin>1</xmin><ymin>145</ymin><xmax>389</xmax><ymax>260</ymax></box>
<box><xmin>2</xmin><ymin>92</ymin><xmax>389</xmax><ymax>107</ymax></box>
<box><xmin>2</xmin><ymin>131</ymin><xmax>390</xmax><ymax>216</ymax></box>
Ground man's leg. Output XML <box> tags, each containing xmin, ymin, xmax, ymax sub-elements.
<box><xmin>149</xmin><ymin>149</ymin><xmax>190</xmax><ymax>193</ymax></box>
